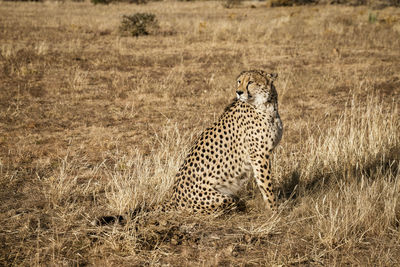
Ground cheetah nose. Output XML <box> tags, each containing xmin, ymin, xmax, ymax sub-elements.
<box><xmin>236</xmin><ymin>90</ymin><xmax>244</xmax><ymax>96</ymax></box>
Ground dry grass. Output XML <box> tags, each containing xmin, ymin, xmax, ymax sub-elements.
<box><xmin>0</xmin><ymin>0</ymin><xmax>399</xmax><ymax>265</ymax></box>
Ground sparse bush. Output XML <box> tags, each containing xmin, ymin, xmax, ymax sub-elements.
<box><xmin>3</xmin><ymin>0</ymin><xmax>43</xmax><ymax>2</ymax></box>
<box><xmin>270</xmin><ymin>0</ymin><xmax>317</xmax><ymax>6</ymax></box>
<box><xmin>120</xmin><ymin>13</ymin><xmax>159</xmax><ymax>37</ymax></box>
<box><xmin>130</xmin><ymin>0</ymin><xmax>148</xmax><ymax>3</ymax></box>
<box><xmin>327</xmin><ymin>0</ymin><xmax>367</xmax><ymax>5</ymax></box>
<box><xmin>119</xmin><ymin>0</ymin><xmax>149</xmax><ymax>4</ymax></box>
<box><xmin>289</xmin><ymin>0</ymin><xmax>400</xmax><ymax>6</ymax></box>
<box><xmin>368</xmin><ymin>12</ymin><xmax>378</xmax><ymax>23</ymax></box>
<box><xmin>389</xmin><ymin>0</ymin><xmax>400</xmax><ymax>6</ymax></box>
<box><xmin>91</xmin><ymin>0</ymin><xmax>148</xmax><ymax>4</ymax></box>
<box><xmin>90</xmin><ymin>0</ymin><xmax>112</xmax><ymax>5</ymax></box>
<box><xmin>224</xmin><ymin>0</ymin><xmax>243</xmax><ymax>8</ymax></box>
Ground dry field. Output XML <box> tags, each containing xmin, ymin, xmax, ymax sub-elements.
<box><xmin>1</xmin><ymin>0</ymin><xmax>400</xmax><ymax>265</ymax></box>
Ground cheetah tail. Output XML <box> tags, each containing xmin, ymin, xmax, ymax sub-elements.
<box><xmin>91</xmin><ymin>206</ymin><xmax>149</xmax><ymax>226</ymax></box>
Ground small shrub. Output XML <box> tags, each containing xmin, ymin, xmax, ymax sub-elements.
<box><xmin>270</xmin><ymin>0</ymin><xmax>317</xmax><ymax>6</ymax></box>
<box><xmin>388</xmin><ymin>0</ymin><xmax>400</xmax><ymax>6</ymax></box>
<box><xmin>91</xmin><ymin>0</ymin><xmax>112</xmax><ymax>5</ymax></box>
<box><xmin>224</xmin><ymin>0</ymin><xmax>243</xmax><ymax>8</ymax></box>
<box><xmin>91</xmin><ymin>0</ymin><xmax>149</xmax><ymax>4</ymax></box>
<box><xmin>368</xmin><ymin>12</ymin><xmax>378</xmax><ymax>23</ymax></box>
<box><xmin>3</xmin><ymin>0</ymin><xmax>43</xmax><ymax>2</ymax></box>
<box><xmin>130</xmin><ymin>0</ymin><xmax>148</xmax><ymax>3</ymax></box>
<box><xmin>119</xmin><ymin>0</ymin><xmax>148</xmax><ymax>4</ymax></box>
<box><xmin>120</xmin><ymin>13</ymin><xmax>159</xmax><ymax>37</ymax></box>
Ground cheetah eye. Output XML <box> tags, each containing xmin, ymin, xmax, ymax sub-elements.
<box><xmin>237</xmin><ymin>80</ymin><xmax>241</xmax><ymax>86</ymax></box>
<box><xmin>246</xmin><ymin>81</ymin><xmax>253</xmax><ymax>89</ymax></box>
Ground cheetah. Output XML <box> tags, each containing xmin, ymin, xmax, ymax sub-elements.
<box><xmin>164</xmin><ymin>69</ymin><xmax>283</xmax><ymax>213</ymax></box>
<box><xmin>94</xmin><ymin>70</ymin><xmax>282</xmax><ymax>225</ymax></box>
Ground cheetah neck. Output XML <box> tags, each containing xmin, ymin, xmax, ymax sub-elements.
<box><xmin>264</xmin><ymin>102</ymin><xmax>277</xmax><ymax>113</ymax></box>
<box><xmin>259</xmin><ymin>102</ymin><xmax>282</xmax><ymax>130</ymax></box>
<box><xmin>253</xmin><ymin>101</ymin><xmax>278</xmax><ymax>116</ymax></box>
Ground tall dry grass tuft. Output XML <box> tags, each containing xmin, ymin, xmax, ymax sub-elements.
<box><xmin>277</xmin><ymin>94</ymin><xmax>399</xmax><ymax>194</ymax></box>
<box><xmin>303</xmin><ymin>95</ymin><xmax>398</xmax><ymax>181</ymax></box>
<box><xmin>102</xmin><ymin>122</ymin><xmax>196</xmax><ymax>216</ymax></box>
<box><xmin>273</xmin><ymin>94</ymin><xmax>399</xmax><ymax>263</ymax></box>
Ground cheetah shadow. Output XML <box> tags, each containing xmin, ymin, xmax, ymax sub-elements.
<box><xmin>277</xmin><ymin>146</ymin><xmax>399</xmax><ymax>204</ymax></box>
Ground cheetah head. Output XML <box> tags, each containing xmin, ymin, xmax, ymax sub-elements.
<box><xmin>236</xmin><ymin>70</ymin><xmax>278</xmax><ymax>107</ymax></box>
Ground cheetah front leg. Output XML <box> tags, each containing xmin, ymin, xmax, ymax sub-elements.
<box><xmin>250</xmin><ymin>153</ymin><xmax>277</xmax><ymax>211</ymax></box>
